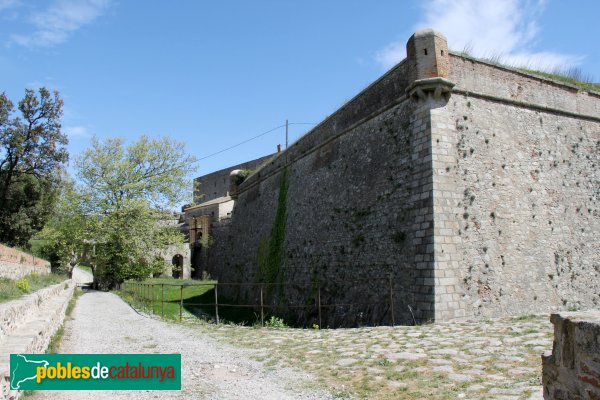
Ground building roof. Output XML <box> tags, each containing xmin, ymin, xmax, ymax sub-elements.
<box><xmin>184</xmin><ymin>196</ymin><xmax>232</xmax><ymax>211</ymax></box>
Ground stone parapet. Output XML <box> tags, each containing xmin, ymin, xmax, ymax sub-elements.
<box><xmin>542</xmin><ymin>311</ymin><xmax>600</xmax><ymax>399</ymax></box>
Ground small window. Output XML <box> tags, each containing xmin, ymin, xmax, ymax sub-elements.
<box><xmin>441</xmin><ymin>50</ymin><xmax>444</xmax><ymax>56</ymax></box>
<box><xmin>423</xmin><ymin>48</ymin><xmax>428</xmax><ymax>55</ymax></box>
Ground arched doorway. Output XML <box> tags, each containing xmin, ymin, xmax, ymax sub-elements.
<box><xmin>172</xmin><ymin>254</ymin><xmax>184</xmax><ymax>279</ymax></box>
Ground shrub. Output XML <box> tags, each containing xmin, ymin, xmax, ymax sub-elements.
<box><xmin>16</xmin><ymin>278</ymin><xmax>30</xmax><ymax>293</ymax></box>
<box><xmin>265</xmin><ymin>316</ymin><xmax>288</xmax><ymax>328</ymax></box>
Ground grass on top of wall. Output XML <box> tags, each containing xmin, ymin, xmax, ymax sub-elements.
<box><xmin>454</xmin><ymin>48</ymin><xmax>600</xmax><ymax>92</ymax></box>
<box><xmin>520</xmin><ymin>68</ymin><xmax>600</xmax><ymax>92</ymax></box>
<box><xmin>0</xmin><ymin>272</ymin><xmax>68</xmax><ymax>304</ymax></box>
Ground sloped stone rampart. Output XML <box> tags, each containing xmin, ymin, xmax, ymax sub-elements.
<box><xmin>542</xmin><ymin>311</ymin><xmax>600</xmax><ymax>399</ymax></box>
<box><xmin>0</xmin><ymin>280</ymin><xmax>74</xmax><ymax>400</ymax></box>
<box><xmin>0</xmin><ymin>244</ymin><xmax>50</xmax><ymax>280</ymax></box>
<box><xmin>203</xmin><ymin>30</ymin><xmax>599</xmax><ymax>326</ymax></box>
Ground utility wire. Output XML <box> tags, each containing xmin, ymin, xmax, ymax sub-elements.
<box><xmin>198</xmin><ymin>122</ymin><xmax>317</xmax><ymax>161</ymax></box>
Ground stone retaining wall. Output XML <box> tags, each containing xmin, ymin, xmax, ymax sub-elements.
<box><xmin>0</xmin><ymin>244</ymin><xmax>50</xmax><ymax>280</ymax></box>
<box><xmin>0</xmin><ymin>282</ymin><xmax>70</xmax><ymax>343</ymax></box>
<box><xmin>0</xmin><ymin>280</ymin><xmax>74</xmax><ymax>400</ymax></box>
<box><xmin>542</xmin><ymin>311</ymin><xmax>600</xmax><ymax>399</ymax></box>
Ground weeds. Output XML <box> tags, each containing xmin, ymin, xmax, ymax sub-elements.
<box><xmin>264</xmin><ymin>316</ymin><xmax>288</xmax><ymax>328</ymax></box>
<box><xmin>454</xmin><ymin>48</ymin><xmax>599</xmax><ymax>92</ymax></box>
<box><xmin>46</xmin><ymin>288</ymin><xmax>83</xmax><ymax>353</ymax></box>
<box><xmin>0</xmin><ymin>273</ymin><xmax>68</xmax><ymax>304</ymax></box>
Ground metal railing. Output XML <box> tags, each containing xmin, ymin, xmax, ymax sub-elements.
<box><xmin>122</xmin><ymin>275</ymin><xmax>400</xmax><ymax>328</ymax></box>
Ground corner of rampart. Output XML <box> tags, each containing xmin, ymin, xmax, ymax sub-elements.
<box><xmin>406</xmin><ymin>28</ymin><xmax>469</xmax><ymax>322</ymax></box>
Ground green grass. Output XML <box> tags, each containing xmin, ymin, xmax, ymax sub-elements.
<box><xmin>118</xmin><ymin>278</ymin><xmax>257</xmax><ymax>324</ymax></box>
<box><xmin>453</xmin><ymin>49</ymin><xmax>599</xmax><ymax>92</ymax></box>
<box><xmin>77</xmin><ymin>264</ymin><xmax>93</xmax><ymax>275</ymax></box>
<box><xmin>520</xmin><ymin>69</ymin><xmax>600</xmax><ymax>92</ymax></box>
<box><xmin>47</xmin><ymin>288</ymin><xmax>83</xmax><ymax>354</ymax></box>
<box><xmin>0</xmin><ymin>272</ymin><xmax>69</xmax><ymax>304</ymax></box>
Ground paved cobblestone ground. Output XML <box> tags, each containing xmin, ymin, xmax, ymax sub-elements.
<box><xmin>193</xmin><ymin>315</ymin><xmax>553</xmax><ymax>399</ymax></box>
<box><xmin>34</xmin><ymin>279</ymin><xmax>554</xmax><ymax>399</ymax></box>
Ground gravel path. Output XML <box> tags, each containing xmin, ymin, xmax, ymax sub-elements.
<box><xmin>34</xmin><ymin>291</ymin><xmax>331</xmax><ymax>400</ymax></box>
<box><xmin>71</xmin><ymin>267</ymin><xmax>93</xmax><ymax>284</ymax></box>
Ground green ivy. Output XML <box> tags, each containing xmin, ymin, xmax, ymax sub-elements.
<box><xmin>257</xmin><ymin>167</ymin><xmax>288</xmax><ymax>288</ymax></box>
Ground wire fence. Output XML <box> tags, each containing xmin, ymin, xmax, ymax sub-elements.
<box><xmin>122</xmin><ymin>275</ymin><xmax>403</xmax><ymax>328</ymax></box>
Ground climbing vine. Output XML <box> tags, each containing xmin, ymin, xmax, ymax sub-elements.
<box><xmin>257</xmin><ymin>167</ymin><xmax>288</xmax><ymax>287</ymax></box>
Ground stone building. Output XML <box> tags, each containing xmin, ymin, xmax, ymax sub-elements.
<box><xmin>186</xmin><ymin>29</ymin><xmax>599</xmax><ymax>326</ymax></box>
<box><xmin>184</xmin><ymin>154</ymin><xmax>276</xmax><ymax>278</ymax></box>
<box><xmin>157</xmin><ymin>213</ymin><xmax>192</xmax><ymax>279</ymax></box>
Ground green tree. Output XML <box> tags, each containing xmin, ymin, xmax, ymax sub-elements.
<box><xmin>43</xmin><ymin>135</ymin><xmax>196</xmax><ymax>287</ymax></box>
<box><xmin>0</xmin><ymin>88</ymin><xmax>67</xmax><ymax>247</ymax></box>
<box><xmin>39</xmin><ymin>179</ymin><xmax>92</xmax><ymax>277</ymax></box>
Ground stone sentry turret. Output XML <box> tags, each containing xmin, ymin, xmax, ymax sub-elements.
<box><xmin>406</xmin><ymin>28</ymin><xmax>454</xmax><ymax>101</ymax></box>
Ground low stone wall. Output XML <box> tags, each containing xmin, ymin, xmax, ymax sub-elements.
<box><xmin>0</xmin><ymin>282</ymin><xmax>70</xmax><ymax>343</ymax></box>
<box><xmin>542</xmin><ymin>311</ymin><xmax>600</xmax><ymax>399</ymax></box>
<box><xmin>0</xmin><ymin>280</ymin><xmax>74</xmax><ymax>400</ymax></box>
<box><xmin>0</xmin><ymin>244</ymin><xmax>50</xmax><ymax>280</ymax></box>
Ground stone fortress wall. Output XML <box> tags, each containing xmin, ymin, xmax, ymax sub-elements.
<box><xmin>194</xmin><ymin>154</ymin><xmax>275</xmax><ymax>204</ymax></box>
<box><xmin>199</xmin><ymin>29</ymin><xmax>599</xmax><ymax>326</ymax></box>
<box><xmin>447</xmin><ymin>59</ymin><xmax>600</xmax><ymax>318</ymax></box>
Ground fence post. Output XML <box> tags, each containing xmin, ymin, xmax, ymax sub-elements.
<box><xmin>151</xmin><ymin>284</ymin><xmax>154</xmax><ymax>315</ymax></box>
<box><xmin>317</xmin><ymin>285</ymin><xmax>322</xmax><ymax>328</ymax></box>
<box><xmin>161</xmin><ymin>284</ymin><xmax>164</xmax><ymax>320</ymax></box>
<box><xmin>389</xmin><ymin>273</ymin><xmax>395</xmax><ymax>327</ymax></box>
<box><xmin>260</xmin><ymin>285</ymin><xmax>264</xmax><ymax>327</ymax></box>
<box><xmin>179</xmin><ymin>285</ymin><xmax>183</xmax><ymax>322</ymax></box>
<box><xmin>214</xmin><ymin>284</ymin><xmax>220</xmax><ymax>324</ymax></box>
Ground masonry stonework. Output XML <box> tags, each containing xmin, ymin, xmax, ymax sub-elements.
<box><xmin>0</xmin><ymin>244</ymin><xmax>50</xmax><ymax>280</ymax></box>
<box><xmin>542</xmin><ymin>312</ymin><xmax>600</xmax><ymax>399</ymax></box>
<box><xmin>194</xmin><ymin>29</ymin><xmax>599</xmax><ymax>326</ymax></box>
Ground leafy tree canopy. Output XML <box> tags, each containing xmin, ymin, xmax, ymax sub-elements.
<box><xmin>41</xmin><ymin>135</ymin><xmax>197</xmax><ymax>286</ymax></box>
<box><xmin>0</xmin><ymin>88</ymin><xmax>67</xmax><ymax>247</ymax></box>
<box><xmin>76</xmin><ymin>135</ymin><xmax>195</xmax><ymax>212</ymax></box>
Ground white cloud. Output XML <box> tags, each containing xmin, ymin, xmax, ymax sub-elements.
<box><xmin>64</xmin><ymin>125</ymin><xmax>91</xmax><ymax>138</ymax></box>
<box><xmin>0</xmin><ymin>0</ymin><xmax>19</xmax><ymax>12</ymax></box>
<box><xmin>375</xmin><ymin>41</ymin><xmax>406</xmax><ymax>70</ymax></box>
<box><xmin>375</xmin><ymin>0</ymin><xmax>583</xmax><ymax>71</ymax></box>
<box><xmin>11</xmin><ymin>0</ymin><xmax>110</xmax><ymax>47</ymax></box>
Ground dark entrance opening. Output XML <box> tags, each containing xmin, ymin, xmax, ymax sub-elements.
<box><xmin>172</xmin><ymin>254</ymin><xmax>184</xmax><ymax>279</ymax></box>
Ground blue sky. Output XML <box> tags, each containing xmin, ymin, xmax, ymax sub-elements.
<box><xmin>1</xmin><ymin>0</ymin><xmax>599</xmax><ymax>190</ymax></box>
